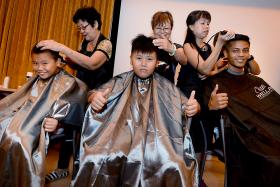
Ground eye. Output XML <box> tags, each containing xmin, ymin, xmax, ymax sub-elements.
<box><xmin>243</xmin><ymin>48</ymin><xmax>249</xmax><ymax>53</ymax></box>
<box><xmin>147</xmin><ymin>57</ymin><xmax>154</xmax><ymax>61</ymax></box>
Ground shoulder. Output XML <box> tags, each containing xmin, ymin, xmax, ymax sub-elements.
<box><xmin>183</xmin><ymin>43</ymin><xmax>196</xmax><ymax>53</ymax></box>
<box><xmin>107</xmin><ymin>71</ymin><xmax>134</xmax><ymax>86</ymax></box>
<box><xmin>59</xmin><ymin>70</ymin><xmax>87</xmax><ymax>89</ymax></box>
<box><xmin>154</xmin><ymin>73</ymin><xmax>182</xmax><ymax>93</ymax></box>
<box><xmin>97</xmin><ymin>39</ymin><xmax>112</xmax><ymax>59</ymax></box>
<box><xmin>183</xmin><ymin>42</ymin><xmax>192</xmax><ymax>48</ymax></box>
<box><xmin>205</xmin><ymin>70</ymin><xmax>228</xmax><ymax>87</ymax></box>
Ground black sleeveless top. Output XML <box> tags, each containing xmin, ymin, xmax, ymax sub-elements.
<box><xmin>177</xmin><ymin>43</ymin><xmax>212</xmax><ymax>102</ymax></box>
<box><xmin>76</xmin><ymin>34</ymin><xmax>113</xmax><ymax>89</ymax></box>
<box><xmin>155</xmin><ymin>43</ymin><xmax>182</xmax><ymax>83</ymax></box>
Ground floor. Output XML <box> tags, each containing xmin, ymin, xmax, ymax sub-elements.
<box><xmin>45</xmin><ymin>146</ymin><xmax>225</xmax><ymax>187</ymax></box>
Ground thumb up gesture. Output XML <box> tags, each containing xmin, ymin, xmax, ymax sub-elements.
<box><xmin>185</xmin><ymin>91</ymin><xmax>200</xmax><ymax>117</ymax></box>
<box><xmin>208</xmin><ymin>84</ymin><xmax>228</xmax><ymax>110</ymax></box>
<box><xmin>90</xmin><ymin>88</ymin><xmax>111</xmax><ymax>112</ymax></box>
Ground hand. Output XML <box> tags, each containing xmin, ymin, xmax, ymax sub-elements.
<box><xmin>216</xmin><ymin>57</ymin><xmax>228</xmax><ymax>69</ymax></box>
<box><xmin>90</xmin><ymin>88</ymin><xmax>110</xmax><ymax>112</ymax></box>
<box><xmin>208</xmin><ymin>84</ymin><xmax>228</xmax><ymax>110</ymax></box>
<box><xmin>217</xmin><ymin>30</ymin><xmax>235</xmax><ymax>44</ymax></box>
<box><xmin>185</xmin><ymin>91</ymin><xmax>200</xmax><ymax>117</ymax></box>
<box><xmin>36</xmin><ymin>40</ymin><xmax>65</xmax><ymax>52</ymax></box>
<box><xmin>44</xmin><ymin>117</ymin><xmax>59</xmax><ymax>132</ymax></box>
<box><xmin>152</xmin><ymin>38</ymin><xmax>173</xmax><ymax>53</ymax></box>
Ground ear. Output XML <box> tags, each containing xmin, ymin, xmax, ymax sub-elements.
<box><xmin>130</xmin><ymin>55</ymin><xmax>132</xmax><ymax>65</ymax></box>
<box><xmin>94</xmin><ymin>20</ymin><xmax>98</xmax><ymax>29</ymax></box>
<box><xmin>156</xmin><ymin>60</ymin><xmax>159</xmax><ymax>67</ymax></box>
<box><xmin>56</xmin><ymin>58</ymin><xmax>63</xmax><ymax>68</ymax></box>
<box><xmin>189</xmin><ymin>25</ymin><xmax>194</xmax><ymax>31</ymax></box>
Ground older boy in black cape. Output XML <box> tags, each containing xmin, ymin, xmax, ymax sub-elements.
<box><xmin>204</xmin><ymin>34</ymin><xmax>280</xmax><ymax>187</ymax></box>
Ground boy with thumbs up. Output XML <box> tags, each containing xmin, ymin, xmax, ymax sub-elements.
<box><xmin>73</xmin><ymin>34</ymin><xmax>200</xmax><ymax>187</ymax></box>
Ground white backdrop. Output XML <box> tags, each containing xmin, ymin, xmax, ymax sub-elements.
<box><xmin>114</xmin><ymin>0</ymin><xmax>280</xmax><ymax>93</ymax></box>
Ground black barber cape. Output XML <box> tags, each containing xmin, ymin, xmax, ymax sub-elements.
<box><xmin>203</xmin><ymin>70</ymin><xmax>280</xmax><ymax>187</ymax></box>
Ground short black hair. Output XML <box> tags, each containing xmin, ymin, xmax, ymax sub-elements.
<box><xmin>225</xmin><ymin>34</ymin><xmax>250</xmax><ymax>49</ymax></box>
<box><xmin>131</xmin><ymin>34</ymin><xmax>159</xmax><ymax>58</ymax></box>
<box><xmin>73</xmin><ymin>7</ymin><xmax>102</xmax><ymax>30</ymax></box>
<box><xmin>31</xmin><ymin>44</ymin><xmax>64</xmax><ymax>62</ymax></box>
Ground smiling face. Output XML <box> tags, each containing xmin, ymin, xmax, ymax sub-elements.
<box><xmin>190</xmin><ymin>17</ymin><xmax>210</xmax><ymax>39</ymax></box>
<box><xmin>224</xmin><ymin>40</ymin><xmax>250</xmax><ymax>73</ymax></box>
<box><xmin>153</xmin><ymin>21</ymin><xmax>172</xmax><ymax>39</ymax></box>
<box><xmin>130</xmin><ymin>51</ymin><xmax>158</xmax><ymax>79</ymax></box>
<box><xmin>32</xmin><ymin>52</ymin><xmax>60</xmax><ymax>80</ymax></box>
<box><xmin>76</xmin><ymin>19</ymin><xmax>98</xmax><ymax>41</ymax></box>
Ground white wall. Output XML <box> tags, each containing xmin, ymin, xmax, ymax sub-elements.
<box><xmin>114</xmin><ymin>0</ymin><xmax>280</xmax><ymax>93</ymax></box>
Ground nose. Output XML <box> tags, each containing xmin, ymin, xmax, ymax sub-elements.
<box><xmin>238</xmin><ymin>51</ymin><xmax>246</xmax><ymax>56</ymax></box>
<box><xmin>37</xmin><ymin>63</ymin><xmax>44</xmax><ymax>70</ymax></box>
<box><xmin>141</xmin><ymin>59</ymin><xmax>147</xmax><ymax>66</ymax></box>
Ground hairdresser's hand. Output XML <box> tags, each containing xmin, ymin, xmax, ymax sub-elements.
<box><xmin>216</xmin><ymin>57</ymin><xmax>228</xmax><ymax>68</ymax></box>
<box><xmin>37</xmin><ymin>40</ymin><xmax>65</xmax><ymax>52</ymax></box>
<box><xmin>152</xmin><ymin>34</ymin><xmax>174</xmax><ymax>53</ymax></box>
<box><xmin>208</xmin><ymin>84</ymin><xmax>228</xmax><ymax>110</ymax></box>
<box><xmin>185</xmin><ymin>91</ymin><xmax>200</xmax><ymax>117</ymax></box>
<box><xmin>44</xmin><ymin>117</ymin><xmax>59</xmax><ymax>132</ymax></box>
<box><xmin>217</xmin><ymin>30</ymin><xmax>235</xmax><ymax>44</ymax></box>
<box><xmin>90</xmin><ymin>88</ymin><xmax>110</xmax><ymax>112</ymax></box>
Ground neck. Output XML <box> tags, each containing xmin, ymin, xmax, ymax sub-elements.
<box><xmin>196</xmin><ymin>38</ymin><xmax>205</xmax><ymax>48</ymax></box>
<box><xmin>93</xmin><ymin>31</ymin><xmax>100</xmax><ymax>41</ymax></box>
<box><xmin>227</xmin><ymin>66</ymin><xmax>245</xmax><ymax>75</ymax></box>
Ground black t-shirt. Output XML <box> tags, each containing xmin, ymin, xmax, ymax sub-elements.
<box><xmin>155</xmin><ymin>43</ymin><xmax>182</xmax><ymax>83</ymax></box>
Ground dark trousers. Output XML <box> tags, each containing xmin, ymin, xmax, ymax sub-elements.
<box><xmin>57</xmin><ymin>125</ymin><xmax>78</xmax><ymax>169</ymax></box>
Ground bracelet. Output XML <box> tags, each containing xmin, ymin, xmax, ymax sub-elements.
<box><xmin>246</xmin><ymin>55</ymin><xmax>254</xmax><ymax>62</ymax></box>
<box><xmin>169</xmin><ymin>43</ymin><xmax>176</xmax><ymax>56</ymax></box>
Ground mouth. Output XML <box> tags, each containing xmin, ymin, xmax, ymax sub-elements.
<box><xmin>37</xmin><ymin>72</ymin><xmax>47</xmax><ymax>76</ymax></box>
<box><xmin>237</xmin><ymin>59</ymin><xmax>246</xmax><ymax>63</ymax></box>
<box><xmin>140</xmin><ymin>69</ymin><xmax>147</xmax><ymax>72</ymax></box>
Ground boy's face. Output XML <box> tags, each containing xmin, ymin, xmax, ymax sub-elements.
<box><xmin>130</xmin><ymin>51</ymin><xmax>158</xmax><ymax>79</ymax></box>
<box><xmin>224</xmin><ymin>40</ymin><xmax>250</xmax><ymax>71</ymax></box>
<box><xmin>32</xmin><ymin>52</ymin><xmax>60</xmax><ymax>80</ymax></box>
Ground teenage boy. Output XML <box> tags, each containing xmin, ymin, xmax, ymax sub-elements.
<box><xmin>0</xmin><ymin>45</ymin><xmax>87</xmax><ymax>187</ymax></box>
<box><xmin>204</xmin><ymin>34</ymin><xmax>280</xmax><ymax>187</ymax></box>
<box><xmin>72</xmin><ymin>35</ymin><xmax>200</xmax><ymax>187</ymax></box>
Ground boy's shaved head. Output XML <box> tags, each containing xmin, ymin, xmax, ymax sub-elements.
<box><xmin>224</xmin><ymin>34</ymin><xmax>250</xmax><ymax>50</ymax></box>
<box><xmin>131</xmin><ymin>34</ymin><xmax>159</xmax><ymax>58</ymax></box>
